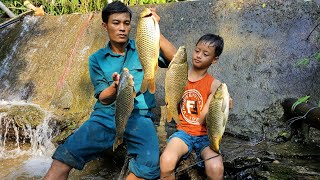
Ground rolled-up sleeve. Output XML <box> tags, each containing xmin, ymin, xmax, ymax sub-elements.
<box><xmin>88</xmin><ymin>55</ymin><xmax>109</xmax><ymax>99</ymax></box>
<box><xmin>158</xmin><ymin>52</ymin><xmax>171</xmax><ymax>68</ymax></box>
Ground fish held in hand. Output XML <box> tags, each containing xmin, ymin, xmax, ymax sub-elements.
<box><xmin>206</xmin><ymin>83</ymin><xmax>230</xmax><ymax>153</ymax></box>
<box><xmin>165</xmin><ymin>46</ymin><xmax>188</xmax><ymax>124</ymax></box>
<box><xmin>113</xmin><ymin>68</ymin><xmax>136</xmax><ymax>151</ymax></box>
<box><xmin>136</xmin><ymin>8</ymin><xmax>160</xmax><ymax>94</ymax></box>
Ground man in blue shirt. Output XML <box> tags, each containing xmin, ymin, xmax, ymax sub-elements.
<box><xmin>44</xmin><ymin>1</ymin><xmax>176</xmax><ymax>180</ymax></box>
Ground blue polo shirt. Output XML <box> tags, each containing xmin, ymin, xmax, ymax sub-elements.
<box><xmin>88</xmin><ymin>39</ymin><xmax>169</xmax><ymax>115</ymax></box>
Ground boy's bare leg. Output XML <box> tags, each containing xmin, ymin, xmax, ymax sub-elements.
<box><xmin>44</xmin><ymin>159</ymin><xmax>72</xmax><ymax>180</ymax></box>
<box><xmin>160</xmin><ymin>137</ymin><xmax>188</xmax><ymax>180</ymax></box>
<box><xmin>201</xmin><ymin>147</ymin><xmax>224</xmax><ymax>180</ymax></box>
<box><xmin>126</xmin><ymin>172</ymin><xmax>144</xmax><ymax>180</ymax></box>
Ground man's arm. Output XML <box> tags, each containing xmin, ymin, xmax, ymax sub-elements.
<box><xmin>99</xmin><ymin>72</ymin><xmax>120</xmax><ymax>105</ymax></box>
<box><xmin>89</xmin><ymin>55</ymin><xmax>120</xmax><ymax>105</ymax></box>
<box><xmin>150</xmin><ymin>9</ymin><xmax>177</xmax><ymax>61</ymax></box>
<box><xmin>160</xmin><ymin>33</ymin><xmax>177</xmax><ymax>62</ymax></box>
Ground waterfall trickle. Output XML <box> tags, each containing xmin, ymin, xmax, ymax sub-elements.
<box><xmin>0</xmin><ymin>16</ymin><xmax>39</xmax><ymax>100</ymax></box>
<box><xmin>0</xmin><ymin>100</ymin><xmax>56</xmax><ymax>158</ymax></box>
<box><xmin>0</xmin><ymin>100</ymin><xmax>56</xmax><ymax>178</ymax></box>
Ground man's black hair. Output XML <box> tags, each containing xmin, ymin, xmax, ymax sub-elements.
<box><xmin>196</xmin><ymin>33</ymin><xmax>224</xmax><ymax>57</ymax></box>
<box><xmin>102</xmin><ymin>1</ymin><xmax>132</xmax><ymax>23</ymax></box>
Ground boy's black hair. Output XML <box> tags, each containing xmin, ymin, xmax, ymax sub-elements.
<box><xmin>102</xmin><ymin>1</ymin><xmax>132</xmax><ymax>23</ymax></box>
<box><xmin>196</xmin><ymin>33</ymin><xmax>224</xmax><ymax>57</ymax></box>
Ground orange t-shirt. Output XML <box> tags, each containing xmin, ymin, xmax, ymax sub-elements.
<box><xmin>177</xmin><ymin>73</ymin><xmax>214</xmax><ymax>136</ymax></box>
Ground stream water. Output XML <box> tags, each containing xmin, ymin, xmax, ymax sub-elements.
<box><xmin>0</xmin><ymin>100</ymin><xmax>132</xmax><ymax>179</ymax></box>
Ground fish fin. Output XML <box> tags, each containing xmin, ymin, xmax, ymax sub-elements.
<box><xmin>155</xmin><ymin>60</ymin><xmax>158</xmax><ymax>72</ymax></box>
<box><xmin>223</xmin><ymin>116</ymin><xmax>227</xmax><ymax>127</ymax></box>
<box><xmin>211</xmin><ymin>136</ymin><xmax>221</xmax><ymax>153</ymax></box>
<box><xmin>113</xmin><ymin>137</ymin><xmax>123</xmax><ymax>152</ymax></box>
<box><xmin>221</xmin><ymin>97</ymin><xmax>228</xmax><ymax>113</ymax></box>
<box><xmin>172</xmin><ymin>115</ymin><xmax>180</xmax><ymax>125</ymax></box>
<box><xmin>149</xmin><ymin>78</ymin><xmax>156</xmax><ymax>94</ymax></box>
<box><xmin>160</xmin><ymin>105</ymin><xmax>168</xmax><ymax>125</ymax></box>
<box><xmin>140</xmin><ymin>79</ymin><xmax>149</xmax><ymax>93</ymax></box>
<box><xmin>132</xmin><ymin>88</ymin><xmax>137</xmax><ymax>98</ymax></box>
<box><xmin>166</xmin><ymin>107</ymin><xmax>173</xmax><ymax>122</ymax></box>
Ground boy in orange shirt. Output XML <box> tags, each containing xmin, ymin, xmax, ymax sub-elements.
<box><xmin>160</xmin><ymin>34</ymin><xmax>226</xmax><ymax>180</ymax></box>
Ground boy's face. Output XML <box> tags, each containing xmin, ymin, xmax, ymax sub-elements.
<box><xmin>103</xmin><ymin>12</ymin><xmax>131</xmax><ymax>44</ymax></box>
<box><xmin>192</xmin><ymin>41</ymin><xmax>218</xmax><ymax>69</ymax></box>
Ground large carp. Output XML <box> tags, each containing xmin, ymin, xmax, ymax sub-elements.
<box><xmin>206</xmin><ymin>83</ymin><xmax>230</xmax><ymax>153</ymax></box>
<box><xmin>136</xmin><ymin>8</ymin><xmax>160</xmax><ymax>94</ymax></box>
<box><xmin>113</xmin><ymin>68</ymin><xmax>136</xmax><ymax>151</ymax></box>
<box><xmin>165</xmin><ymin>46</ymin><xmax>188</xmax><ymax>124</ymax></box>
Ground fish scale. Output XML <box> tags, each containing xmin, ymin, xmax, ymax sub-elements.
<box><xmin>136</xmin><ymin>8</ymin><xmax>160</xmax><ymax>94</ymax></box>
<box><xmin>113</xmin><ymin>68</ymin><xmax>136</xmax><ymax>152</ymax></box>
<box><xmin>165</xmin><ymin>46</ymin><xmax>188</xmax><ymax>124</ymax></box>
<box><xmin>206</xmin><ymin>83</ymin><xmax>230</xmax><ymax>153</ymax></box>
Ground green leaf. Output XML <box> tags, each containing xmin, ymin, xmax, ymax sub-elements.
<box><xmin>291</xmin><ymin>95</ymin><xmax>310</xmax><ymax>111</ymax></box>
<box><xmin>295</xmin><ymin>58</ymin><xmax>310</xmax><ymax>67</ymax></box>
<box><xmin>314</xmin><ymin>52</ymin><xmax>320</xmax><ymax>62</ymax></box>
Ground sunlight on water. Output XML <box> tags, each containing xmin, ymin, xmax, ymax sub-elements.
<box><xmin>0</xmin><ymin>100</ymin><xmax>55</xmax><ymax>179</ymax></box>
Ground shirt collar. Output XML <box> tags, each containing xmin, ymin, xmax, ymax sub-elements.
<box><xmin>103</xmin><ymin>39</ymin><xmax>135</xmax><ymax>57</ymax></box>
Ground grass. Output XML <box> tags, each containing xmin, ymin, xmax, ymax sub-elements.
<box><xmin>0</xmin><ymin>0</ymin><xmax>178</xmax><ymax>16</ymax></box>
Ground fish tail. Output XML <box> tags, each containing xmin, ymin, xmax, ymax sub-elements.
<box><xmin>140</xmin><ymin>78</ymin><xmax>149</xmax><ymax>93</ymax></box>
<box><xmin>149</xmin><ymin>78</ymin><xmax>156</xmax><ymax>94</ymax></box>
<box><xmin>211</xmin><ymin>136</ymin><xmax>221</xmax><ymax>153</ymax></box>
<box><xmin>113</xmin><ymin>137</ymin><xmax>123</xmax><ymax>152</ymax></box>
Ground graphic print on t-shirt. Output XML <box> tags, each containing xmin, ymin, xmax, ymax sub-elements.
<box><xmin>180</xmin><ymin>89</ymin><xmax>203</xmax><ymax>125</ymax></box>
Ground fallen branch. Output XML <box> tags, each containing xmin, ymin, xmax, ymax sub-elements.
<box><xmin>0</xmin><ymin>10</ymin><xmax>33</xmax><ymax>29</ymax></box>
<box><xmin>0</xmin><ymin>1</ymin><xmax>16</xmax><ymax>18</ymax></box>
<box><xmin>282</xmin><ymin>98</ymin><xmax>320</xmax><ymax>130</ymax></box>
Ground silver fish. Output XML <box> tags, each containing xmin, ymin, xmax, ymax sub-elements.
<box><xmin>113</xmin><ymin>68</ymin><xmax>136</xmax><ymax>151</ymax></box>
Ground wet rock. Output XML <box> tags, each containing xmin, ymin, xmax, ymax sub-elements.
<box><xmin>0</xmin><ymin>104</ymin><xmax>45</xmax><ymax>128</ymax></box>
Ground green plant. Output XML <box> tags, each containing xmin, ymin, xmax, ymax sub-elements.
<box><xmin>295</xmin><ymin>52</ymin><xmax>320</xmax><ymax>67</ymax></box>
<box><xmin>291</xmin><ymin>95</ymin><xmax>310</xmax><ymax>112</ymax></box>
<box><xmin>0</xmin><ymin>0</ymin><xmax>180</xmax><ymax>16</ymax></box>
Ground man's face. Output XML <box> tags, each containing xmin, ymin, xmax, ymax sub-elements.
<box><xmin>103</xmin><ymin>12</ymin><xmax>131</xmax><ymax>44</ymax></box>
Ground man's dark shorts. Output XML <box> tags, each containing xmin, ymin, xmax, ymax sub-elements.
<box><xmin>52</xmin><ymin>109</ymin><xmax>160</xmax><ymax>179</ymax></box>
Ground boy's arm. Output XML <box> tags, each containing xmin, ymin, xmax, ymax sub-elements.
<box><xmin>198</xmin><ymin>79</ymin><xmax>221</xmax><ymax>124</ymax></box>
<box><xmin>198</xmin><ymin>80</ymin><xmax>234</xmax><ymax>124</ymax></box>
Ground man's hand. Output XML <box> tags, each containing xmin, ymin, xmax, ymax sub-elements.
<box><xmin>149</xmin><ymin>8</ymin><xmax>160</xmax><ymax>24</ymax></box>
<box><xmin>112</xmin><ymin>72</ymin><xmax>120</xmax><ymax>89</ymax></box>
<box><xmin>229</xmin><ymin>97</ymin><xmax>233</xmax><ymax>110</ymax></box>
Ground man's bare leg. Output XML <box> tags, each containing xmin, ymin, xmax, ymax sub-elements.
<box><xmin>44</xmin><ymin>159</ymin><xmax>72</xmax><ymax>180</ymax></box>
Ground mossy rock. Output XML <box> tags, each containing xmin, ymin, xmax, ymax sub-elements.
<box><xmin>0</xmin><ymin>104</ymin><xmax>45</xmax><ymax>128</ymax></box>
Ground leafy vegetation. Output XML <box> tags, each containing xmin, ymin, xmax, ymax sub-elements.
<box><xmin>295</xmin><ymin>52</ymin><xmax>320</xmax><ymax>67</ymax></box>
<box><xmin>291</xmin><ymin>95</ymin><xmax>310</xmax><ymax>111</ymax></box>
<box><xmin>0</xmin><ymin>0</ymin><xmax>177</xmax><ymax>16</ymax></box>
